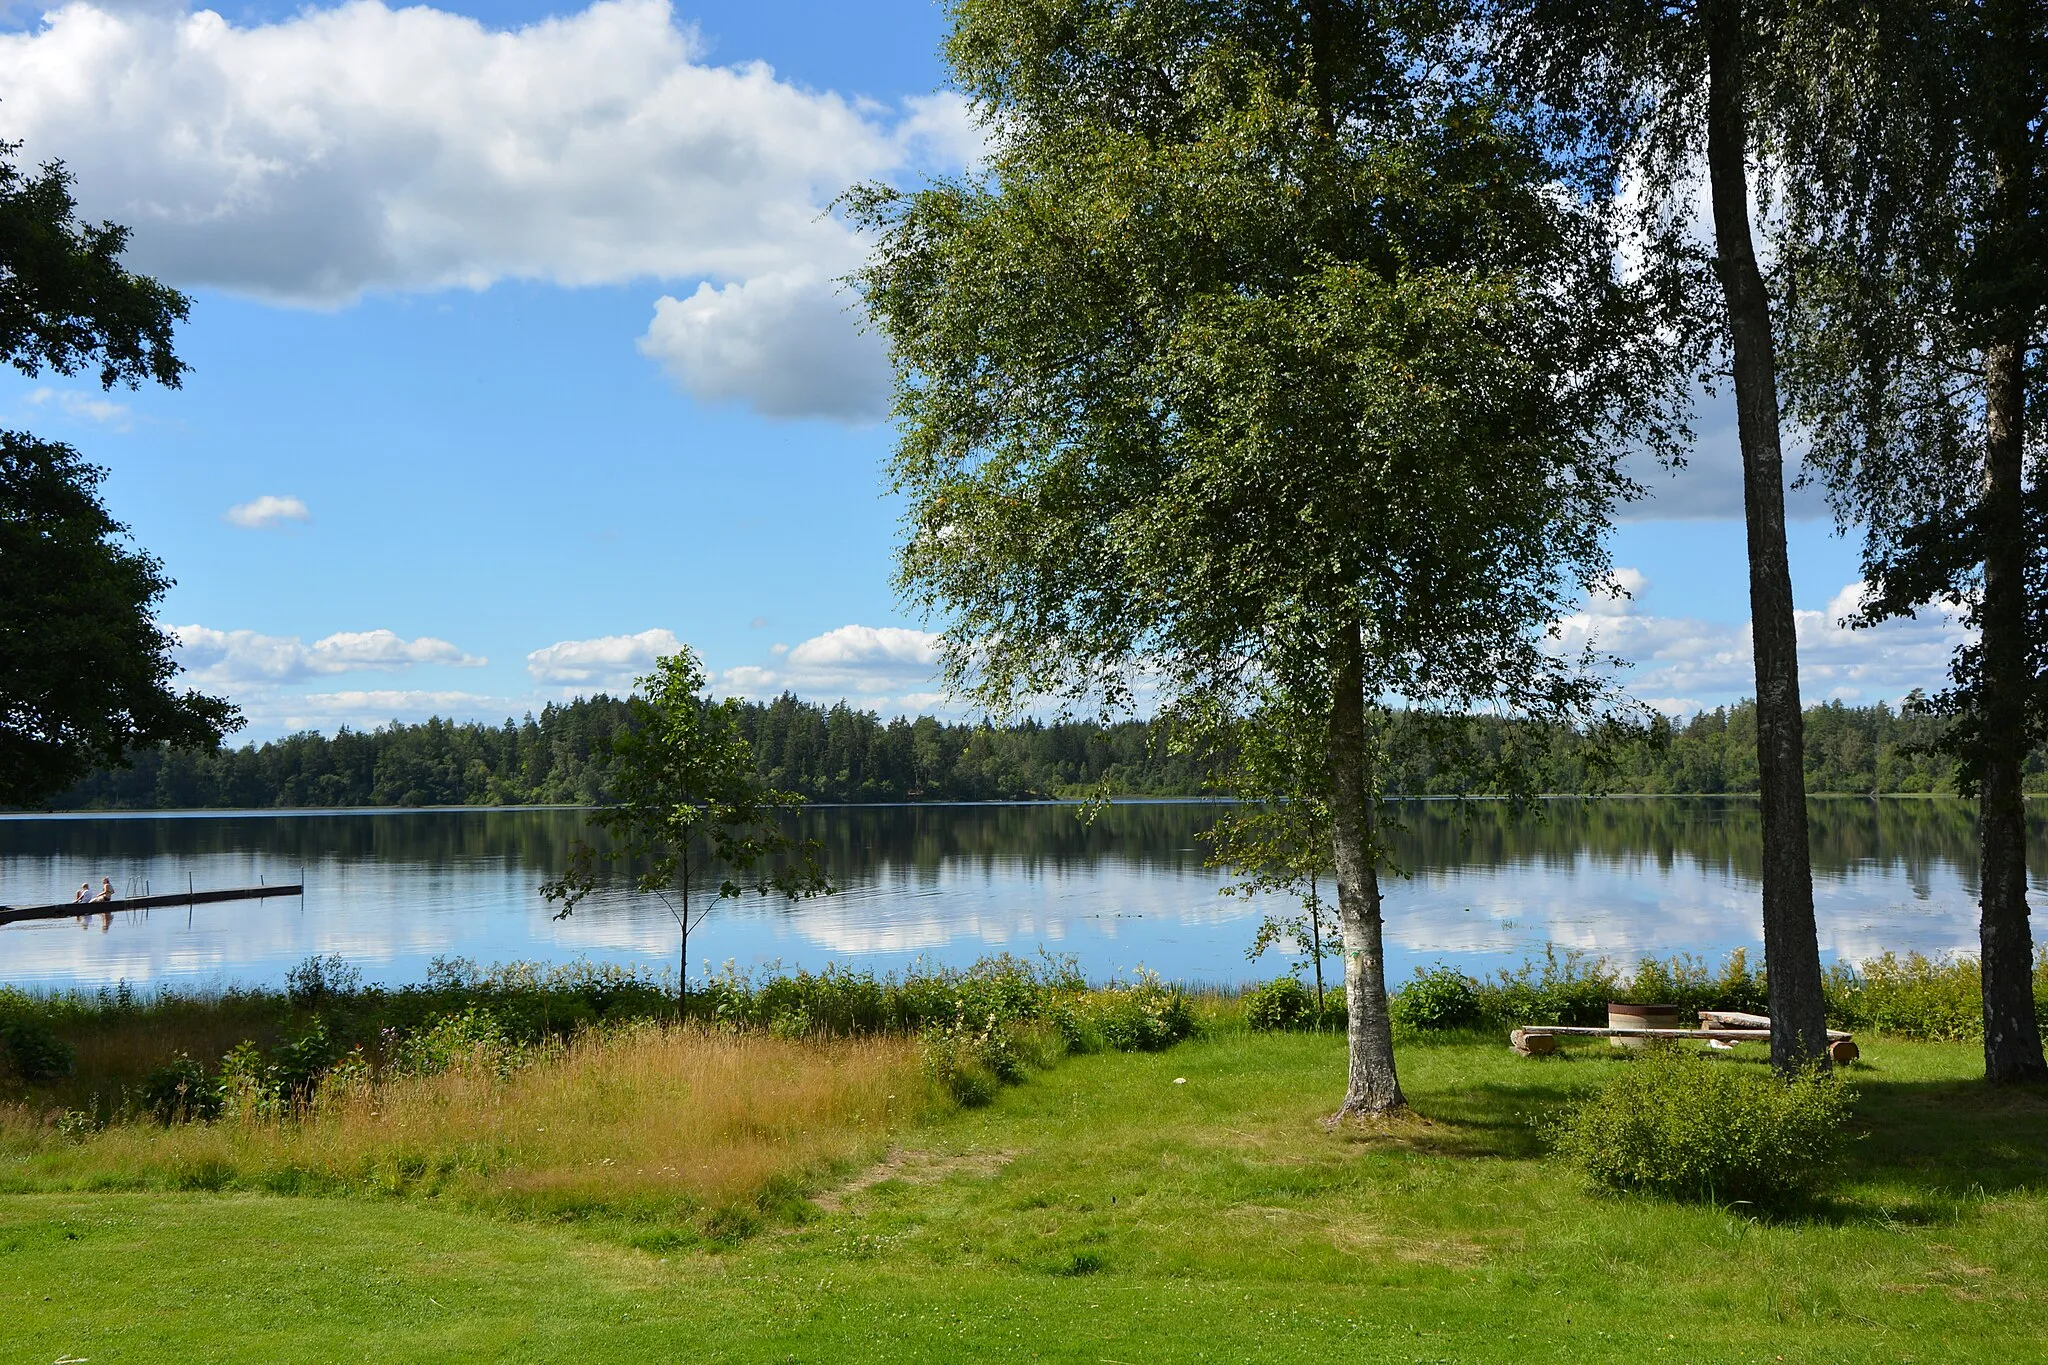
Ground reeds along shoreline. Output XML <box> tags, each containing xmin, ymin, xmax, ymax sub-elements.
<box><xmin>0</xmin><ymin>946</ymin><xmax>2037</xmax><ymax>1153</ymax></box>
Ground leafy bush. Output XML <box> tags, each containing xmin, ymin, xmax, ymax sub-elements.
<box><xmin>1076</xmin><ymin>972</ymin><xmax>1195</xmax><ymax>1053</ymax></box>
<box><xmin>1549</xmin><ymin>1048</ymin><xmax>1854</xmax><ymax>1207</ymax></box>
<box><xmin>1391</xmin><ymin>966</ymin><xmax>1480</xmax><ymax>1032</ymax></box>
<box><xmin>0</xmin><ymin>1014</ymin><xmax>75</xmax><ymax>1082</ymax></box>
<box><xmin>217</xmin><ymin>1040</ymin><xmax>276</xmax><ymax>1120</ymax></box>
<box><xmin>1478</xmin><ymin>947</ymin><xmax>1621</xmax><ymax>1027</ymax></box>
<box><xmin>1244</xmin><ymin>977</ymin><xmax>1317</xmax><ymax>1032</ymax></box>
<box><xmin>1394</xmin><ymin>948</ymin><xmax>1773</xmax><ymax>1034</ymax></box>
<box><xmin>919</xmin><ymin>969</ymin><xmax>1187</xmax><ymax>1106</ymax></box>
<box><xmin>285</xmin><ymin>953</ymin><xmax>362</xmax><ymax>1008</ymax></box>
<box><xmin>269</xmin><ymin>1017</ymin><xmax>339</xmax><ymax>1100</ymax></box>
<box><xmin>920</xmin><ymin>1014</ymin><xmax>1018</xmax><ymax>1107</ymax></box>
<box><xmin>139</xmin><ymin>1054</ymin><xmax>220</xmax><ymax>1123</ymax></box>
<box><xmin>214</xmin><ymin>1017</ymin><xmax>344</xmax><ymax>1117</ymax></box>
<box><xmin>1824</xmin><ymin>952</ymin><xmax>1985</xmax><ymax>1041</ymax></box>
<box><xmin>389</xmin><ymin>1008</ymin><xmax>515</xmax><ymax>1077</ymax></box>
<box><xmin>1621</xmin><ymin>949</ymin><xmax>1770</xmax><ymax>1019</ymax></box>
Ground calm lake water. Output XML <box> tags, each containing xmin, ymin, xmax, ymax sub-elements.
<box><xmin>0</xmin><ymin>799</ymin><xmax>2020</xmax><ymax>992</ymax></box>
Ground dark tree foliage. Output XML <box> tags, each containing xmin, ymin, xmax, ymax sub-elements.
<box><xmin>1769</xmin><ymin>0</ymin><xmax>2048</xmax><ymax>1084</ymax></box>
<box><xmin>0</xmin><ymin>436</ymin><xmax>238</xmax><ymax>805</ymax></box>
<box><xmin>0</xmin><ymin>150</ymin><xmax>188</xmax><ymax>390</ymax></box>
<box><xmin>44</xmin><ymin>694</ymin><xmax>1969</xmax><ymax>810</ymax></box>
<box><xmin>0</xmin><ymin>144</ymin><xmax>234</xmax><ymax>806</ymax></box>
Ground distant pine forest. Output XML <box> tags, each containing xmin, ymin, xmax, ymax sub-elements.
<box><xmin>30</xmin><ymin>693</ymin><xmax>2030</xmax><ymax>812</ymax></box>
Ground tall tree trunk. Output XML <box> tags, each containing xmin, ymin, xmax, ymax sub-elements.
<box><xmin>1976</xmin><ymin>338</ymin><xmax>2047</xmax><ymax>1083</ymax></box>
<box><xmin>1703</xmin><ymin>0</ymin><xmax>1830</xmax><ymax>1072</ymax></box>
<box><xmin>1328</xmin><ymin>616</ymin><xmax>1404</xmax><ymax>1117</ymax></box>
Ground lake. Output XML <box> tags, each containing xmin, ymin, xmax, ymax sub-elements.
<box><xmin>0</xmin><ymin>798</ymin><xmax>2016</xmax><ymax>992</ymax></box>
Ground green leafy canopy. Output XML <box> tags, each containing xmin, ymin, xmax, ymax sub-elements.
<box><xmin>849</xmin><ymin>0</ymin><xmax>1689</xmax><ymax>737</ymax></box>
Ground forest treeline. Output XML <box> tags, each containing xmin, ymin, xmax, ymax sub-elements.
<box><xmin>32</xmin><ymin>693</ymin><xmax>2038</xmax><ymax>812</ymax></box>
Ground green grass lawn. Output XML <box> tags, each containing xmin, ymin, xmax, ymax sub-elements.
<box><xmin>4</xmin><ymin>1032</ymin><xmax>2044</xmax><ymax>1363</ymax></box>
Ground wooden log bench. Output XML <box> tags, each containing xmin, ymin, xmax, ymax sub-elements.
<box><xmin>1510</xmin><ymin>1023</ymin><xmax>1859</xmax><ymax>1064</ymax></box>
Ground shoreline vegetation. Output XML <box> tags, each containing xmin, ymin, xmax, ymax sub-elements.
<box><xmin>4</xmin><ymin>950</ymin><xmax>2045</xmax><ymax>1361</ymax></box>
<box><xmin>30</xmin><ymin>694</ymin><xmax>2037</xmax><ymax>813</ymax></box>
<box><xmin>3</xmin><ymin>949</ymin><xmax>2036</xmax><ymax>1204</ymax></box>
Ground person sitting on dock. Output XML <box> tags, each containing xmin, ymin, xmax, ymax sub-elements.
<box><xmin>73</xmin><ymin>882</ymin><xmax>91</xmax><ymax>903</ymax></box>
<box><xmin>92</xmin><ymin>877</ymin><xmax>114</xmax><ymax>903</ymax></box>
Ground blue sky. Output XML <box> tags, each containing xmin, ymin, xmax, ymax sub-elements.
<box><xmin>0</xmin><ymin>0</ymin><xmax>1964</xmax><ymax>739</ymax></box>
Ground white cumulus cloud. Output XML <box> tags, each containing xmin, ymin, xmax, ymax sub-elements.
<box><xmin>525</xmin><ymin>628</ymin><xmax>682</xmax><ymax>687</ymax></box>
<box><xmin>717</xmin><ymin>623</ymin><xmax>942</xmax><ymax>701</ymax></box>
<box><xmin>0</xmin><ymin>0</ymin><xmax>980</xmax><ymax>419</ymax></box>
<box><xmin>1556</xmin><ymin>573</ymin><xmax>1969</xmax><ymax>714</ymax></box>
<box><xmin>638</xmin><ymin>270</ymin><xmax>889</xmax><ymax>422</ymax></box>
<box><xmin>0</xmin><ymin>0</ymin><xmax>892</xmax><ymax>302</ymax></box>
<box><xmin>223</xmin><ymin>494</ymin><xmax>311</xmax><ymax>528</ymax></box>
<box><xmin>785</xmin><ymin>624</ymin><xmax>940</xmax><ymax>671</ymax></box>
<box><xmin>173</xmin><ymin>625</ymin><xmax>484</xmax><ymax>684</ymax></box>
<box><xmin>270</xmin><ymin>689</ymin><xmax>513</xmax><ymax>731</ymax></box>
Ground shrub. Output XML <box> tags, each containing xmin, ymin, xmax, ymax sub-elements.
<box><xmin>1621</xmin><ymin>949</ymin><xmax>1769</xmax><ymax>1019</ymax></box>
<box><xmin>269</xmin><ymin>1017</ymin><xmax>339</xmax><ymax>1101</ymax></box>
<box><xmin>1075</xmin><ymin>973</ymin><xmax>1195</xmax><ymax>1052</ymax></box>
<box><xmin>214</xmin><ymin>1017</ymin><xmax>344</xmax><ymax>1117</ymax></box>
<box><xmin>389</xmin><ymin>1008</ymin><xmax>516</xmax><ymax>1077</ymax></box>
<box><xmin>285</xmin><ymin>953</ymin><xmax>362</xmax><ymax>1009</ymax></box>
<box><xmin>138</xmin><ymin>1054</ymin><xmax>220</xmax><ymax>1124</ymax></box>
<box><xmin>1479</xmin><ymin>947</ymin><xmax>1618</xmax><ymax>1027</ymax></box>
<box><xmin>1391</xmin><ymin>966</ymin><xmax>1480</xmax><ymax>1032</ymax></box>
<box><xmin>1549</xmin><ymin>1048</ymin><xmax>1854</xmax><ymax>1207</ymax></box>
<box><xmin>1825</xmin><ymin>952</ymin><xmax>1983</xmax><ymax>1041</ymax></box>
<box><xmin>1244</xmin><ymin>977</ymin><xmax>1317</xmax><ymax>1032</ymax></box>
<box><xmin>217</xmin><ymin>1040</ymin><xmax>275</xmax><ymax>1120</ymax></box>
<box><xmin>920</xmin><ymin>1014</ymin><xmax>1012</xmax><ymax>1107</ymax></box>
<box><xmin>0</xmin><ymin>1014</ymin><xmax>75</xmax><ymax>1082</ymax></box>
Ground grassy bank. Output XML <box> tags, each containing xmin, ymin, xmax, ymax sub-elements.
<box><xmin>2</xmin><ymin>1030</ymin><xmax>2043</xmax><ymax>1362</ymax></box>
<box><xmin>2</xmin><ymin>1026</ymin><xmax>922</xmax><ymax>1228</ymax></box>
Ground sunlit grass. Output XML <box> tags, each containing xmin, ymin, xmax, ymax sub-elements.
<box><xmin>4</xmin><ymin>1031</ymin><xmax>2045</xmax><ymax>1363</ymax></box>
<box><xmin>1</xmin><ymin>1025</ymin><xmax>924</xmax><ymax>1222</ymax></box>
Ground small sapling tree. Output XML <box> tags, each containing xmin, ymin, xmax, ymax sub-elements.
<box><xmin>1196</xmin><ymin>698</ymin><xmax>1343</xmax><ymax>1015</ymax></box>
<box><xmin>542</xmin><ymin>647</ymin><xmax>830</xmax><ymax>1016</ymax></box>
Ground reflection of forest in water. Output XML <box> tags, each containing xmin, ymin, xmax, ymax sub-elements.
<box><xmin>0</xmin><ymin>799</ymin><xmax>2009</xmax><ymax>991</ymax></box>
<box><xmin>0</xmin><ymin>797</ymin><xmax>2014</xmax><ymax>896</ymax></box>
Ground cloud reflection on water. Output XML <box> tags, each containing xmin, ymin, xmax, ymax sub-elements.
<box><xmin>0</xmin><ymin>800</ymin><xmax>2005</xmax><ymax>990</ymax></box>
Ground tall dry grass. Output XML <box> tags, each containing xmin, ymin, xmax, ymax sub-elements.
<box><xmin>1</xmin><ymin>1024</ymin><xmax>923</xmax><ymax>1219</ymax></box>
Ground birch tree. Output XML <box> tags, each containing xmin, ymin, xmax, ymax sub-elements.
<box><xmin>852</xmin><ymin>0</ymin><xmax>1685</xmax><ymax>1115</ymax></box>
<box><xmin>1770</xmin><ymin>0</ymin><xmax>2048</xmax><ymax>1083</ymax></box>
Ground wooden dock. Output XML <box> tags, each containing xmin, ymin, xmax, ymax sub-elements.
<box><xmin>0</xmin><ymin>883</ymin><xmax>304</xmax><ymax>926</ymax></box>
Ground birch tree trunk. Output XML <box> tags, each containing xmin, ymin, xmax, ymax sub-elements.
<box><xmin>1329</xmin><ymin>616</ymin><xmax>1405</xmax><ymax>1117</ymax></box>
<box><xmin>1703</xmin><ymin>0</ymin><xmax>1830</xmax><ymax>1072</ymax></box>
<box><xmin>1976</xmin><ymin>335</ymin><xmax>2048</xmax><ymax>1083</ymax></box>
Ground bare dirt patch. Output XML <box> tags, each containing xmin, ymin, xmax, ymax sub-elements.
<box><xmin>812</xmin><ymin>1146</ymin><xmax>1017</xmax><ymax>1212</ymax></box>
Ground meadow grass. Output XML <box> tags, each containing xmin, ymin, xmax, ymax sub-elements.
<box><xmin>2</xmin><ymin>1027</ymin><xmax>2043</xmax><ymax>1362</ymax></box>
<box><xmin>2</xmin><ymin>1025</ymin><xmax>924</xmax><ymax>1228</ymax></box>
